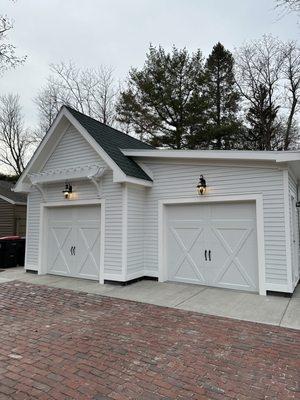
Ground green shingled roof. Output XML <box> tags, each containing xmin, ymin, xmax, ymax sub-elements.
<box><xmin>65</xmin><ymin>106</ymin><xmax>153</xmax><ymax>182</ymax></box>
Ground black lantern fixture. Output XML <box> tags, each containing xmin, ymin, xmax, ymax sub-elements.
<box><xmin>197</xmin><ymin>175</ymin><xmax>206</xmax><ymax>195</ymax></box>
<box><xmin>62</xmin><ymin>183</ymin><xmax>72</xmax><ymax>199</ymax></box>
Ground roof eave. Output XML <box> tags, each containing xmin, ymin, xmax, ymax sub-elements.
<box><xmin>121</xmin><ymin>149</ymin><xmax>300</xmax><ymax>163</ymax></box>
<box><xmin>14</xmin><ymin>106</ymin><xmax>152</xmax><ymax>192</ymax></box>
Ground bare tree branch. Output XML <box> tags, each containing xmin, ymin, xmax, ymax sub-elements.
<box><xmin>276</xmin><ymin>0</ymin><xmax>300</xmax><ymax>13</ymax></box>
<box><xmin>282</xmin><ymin>41</ymin><xmax>300</xmax><ymax>149</ymax></box>
<box><xmin>235</xmin><ymin>35</ymin><xmax>299</xmax><ymax>150</ymax></box>
<box><xmin>0</xmin><ymin>15</ymin><xmax>26</xmax><ymax>75</ymax></box>
<box><xmin>0</xmin><ymin>94</ymin><xmax>32</xmax><ymax>175</ymax></box>
<box><xmin>34</xmin><ymin>62</ymin><xmax>117</xmax><ymax>139</ymax></box>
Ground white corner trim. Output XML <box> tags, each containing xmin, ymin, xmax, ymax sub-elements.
<box><xmin>99</xmin><ymin>199</ymin><xmax>106</xmax><ymax>284</ymax></box>
<box><xmin>24</xmin><ymin>196</ymin><xmax>31</xmax><ymax>270</ymax></box>
<box><xmin>283</xmin><ymin>169</ymin><xmax>293</xmax><ymax>290</ymax></box>
<box><xmin>121</xmin><ymin>183</ymin><xmax>128</xmax><ymax>280</ymax></box>
<box><xmin>158</xmin><ymin>194</ymin><xmax>266</xmax><ymax>296</ymax></box>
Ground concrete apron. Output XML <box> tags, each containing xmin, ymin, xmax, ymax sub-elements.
<box><xmin>0</xmin><ymin>267</ymin><xmax>299</xmax><ymax>330</ymax></box>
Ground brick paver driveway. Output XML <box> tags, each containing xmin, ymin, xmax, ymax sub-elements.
<box><xmin>0</xmin><ymin>281</ymin><xmax>299</xmax><ymax>400</ymax></box>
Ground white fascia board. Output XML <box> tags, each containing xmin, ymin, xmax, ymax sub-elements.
<box><xmin>14</xmin><ymin>107</ymin><xmax>69</xmax><ymax>193</ymax></box>
<box><xmin>275</xmin><ymin>152</ymin><xmax>300</xmax><ymax>162</ymax></box>
<box><xmin>0</xmin><ymin>194</ymin><xmax>26</xmax><ymax>205</ymax></box>
<box><xmin>121</xmin><ymin>149</ymin><xmax>300</xmax><ymax>163</ymax></box>
<box><xmin>14</xmin><ymin>107</ymin><xmax>152</xmax><ymax>192</ymax></box>
<box><xmin>63</xmin><ymin>108</ymin><xmax>126</xmax><ymax>177</ymax></box>
<box><xmin>0</xmin><ymin>195</ymin><xmax>15</xmax><ymax>205</ymax></box>
<box><xmin>63</xmin><ymin>109</ymin><xmax>152</xmax><ymax>187</ymax></box>
<box><xmin>14</xmin><ymin>106</ymin><xmax>125</xmax><ymax>192</ymax></box>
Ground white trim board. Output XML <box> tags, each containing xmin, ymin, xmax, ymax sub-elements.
<box><xmin>14</xmin><ymin>106</ymin><xmax>152</xmax><ymax>193</ymax></box>
<box><xmin>122</xmin><ymin>149</ymin><xmax>300</xmax><ymax>162</ymax></box>
<box><xmin>0</xmin><ymin>194</ymin><xmax>26</xmax><ymax>205</ymax></box>
<box><xmin>121</xmin><ymin>183</ymin><xmax>128</xmax><ymax>280</ymax></box>
<box><xmin>37</xmin><ymin>199</ymin><xmax>105</xmax><ymax>284</ymax></box>
<box><xmin>283</xmin><ymin>170</ymin><xmax>294</xmax><ymax>293</ymax></box>
<box><xmin>158</xmin><ymin>194</ymin><xmax>266</xmax><ymax>295</ymax></box>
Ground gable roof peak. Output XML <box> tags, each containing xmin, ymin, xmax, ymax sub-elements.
<box><xmin>64</xmin><ymin>105</ymin><xmax>153</xmax><ymax>182</ymax></box>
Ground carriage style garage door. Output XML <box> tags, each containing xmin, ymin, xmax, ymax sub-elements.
<box><xmin>166</xmin><ymin>202</ymin><xmax>259</xmax><ymax>292</ymax></box>
<box><xmin>47</xmin><ymin>205</ymin><xmax>101</xmax><ymax>280</ymax></box>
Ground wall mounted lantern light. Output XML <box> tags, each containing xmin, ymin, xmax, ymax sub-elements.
<box><xmin>62</xmin><ymin>183</ymin><xmax>72</xmax><ymax>199</ymax></box>
<box><xmin>197</xmin><ymin>175</ymin><xmax>207</xmax><ymax>195</ymax></box>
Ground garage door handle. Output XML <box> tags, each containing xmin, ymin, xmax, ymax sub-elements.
<box><xmin>70</xmin><ymin>246</ymin><xmax>73</xmax><ymax>255</ymax></box>
<box><xmin>204</xmin><ymin>250</ymin><xmax>207</xmax><ymax>261</ymax></box>
<box><xmin>208</xmin><ymin>250</ymin><xmax>211</xmax><ymax>261</ymax></box>
<box><xmin>73</xmin><ymin>246</ymin><xmax>76</xmax><ymax>255</ymax></box>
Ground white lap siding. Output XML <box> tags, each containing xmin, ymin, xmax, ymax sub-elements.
<box><xmin>43</xmin><ymin>124</ymin><xmax>104</xmax><ymax>169</ymax></box>
<box><xmin>25</xmin><ymin>124</ymin><xmax>123</xmax><ymax>278</ymax></box>
<box><xmin>25</xmin><ymin>189</ymin><xmax>42</xmax><ymax>269</ymax></box>
<box><xmin>25</xmin><ymin>173</ymin><xmax>123</xmax><ymax>276</ymax></box>
<box><xmin>141</xmin><ymin>160</ymin><xmax>287</xmax><ymax>288</ymax></box>
<box><xmin>126</xmin><ymin>184</ymin><xmax>146</xmax><ymax>279</ymax></box>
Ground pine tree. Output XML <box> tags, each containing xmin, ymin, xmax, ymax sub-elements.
<box><xmin>204</xmin><ymin>42</ymin><xmax>241</xmax><ymax>149</ymax></box>
<box><xmin>245</xmin><ymin>84</ymin><xmax>280</xmax><ymax>150</ymax></box>
<box><xmin>116</xmin><ymin>45</ymin><xmax>210</xmax><ymax>149</ymax></box>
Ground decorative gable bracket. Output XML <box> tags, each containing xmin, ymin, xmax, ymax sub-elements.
<box><xmin>87</xmin><ymin>166</ymin><xmax>107</xmax><ymax>198</ymax></box>
<box><xmin>28</xmin><ymin>164</ymin><xmax>107</xmax><ymax>200</ymax></box>
<box><xmin>29</xmin><ymin>164</ymin><xmax>106</xmax><ymax>185</ymax></box>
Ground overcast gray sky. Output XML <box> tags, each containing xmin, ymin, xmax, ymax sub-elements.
<box><xmin>1</xmin><ymin>0</ymin><xmax>299</xmax><ymax>127</ymax></box>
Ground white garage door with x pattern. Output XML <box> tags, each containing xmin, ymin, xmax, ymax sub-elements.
<box><xmin>166</xmin><ymin>202</ymin><xmax>258</xmax><ymax>292</ymax></box>
<box><xmin>47</xmin><ymin>205</ymin><xmax>101</xmax><ymax>280</ymax></box>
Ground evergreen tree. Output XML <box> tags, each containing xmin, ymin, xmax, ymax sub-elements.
<box><xmin>244</xmin><ymin>84</ymin><xmax>280</xmax><ymax>150</ymax></box>
<box><xmin>116</xmin><ymin>45</ymin><xmax>209</xmax><ymax>149</ymax></box>
<box><xmin>204</xmin><ymin>42</ymin><xmax>241</xmax><ymax>149</ymax></box>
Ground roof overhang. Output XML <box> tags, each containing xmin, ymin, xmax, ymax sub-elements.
<box><xmin>0</xmin><ymin>194</ymin><xmax>26</xmax><ymax>205</ymax></box>
<box><xmin>14</xmin><ymin>107</ymin><xmax>152</xmax><ymax>193</ymax></box>
<box><xmin>122</xmin><ymin>149</ymin><xmax>300</xmax><ymax>181</ymax></box>
<box><xmin>121</xmin><ymin>149</ymin><xmax>300</xmax><ymax>162</ymax></box>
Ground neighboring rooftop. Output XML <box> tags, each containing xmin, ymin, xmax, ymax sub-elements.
<box><xmin>0</xmin><ymin>181</ymin><xmax>27</xmax><ymax>204</ymax></box>
<box><xmin>65</xmin><ymin>106</ymin><xmax>153</xmax><ymax>182</ymax></box>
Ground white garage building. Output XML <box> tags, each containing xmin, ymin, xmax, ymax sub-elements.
<box><xmin>14</xmin><ymin>106</ymin><xmax>300</xmax><ymax>295</ymax></box>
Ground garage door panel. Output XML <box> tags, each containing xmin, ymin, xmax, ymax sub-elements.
<box><xmin>173</xmin><ymin>258</ymin><xmax>206</xmax><ymax>284</ymax></box>
<box><xmin>76</xmin><ymin>224</ymin><xmax>100</xmax><ymax>280</ymax></box>
<box><xmin>211</xmin><ymin>202</ymin><xmax>256</xmax><ymax>219</ymax></box>
<box><xmin>168</xmin><ymin>222</ymin><xmax>207</xmax><ymax>284</ymax></box>
<box><xmin>205</xmin><ymin>220</ymin><xmax>258</xmax><ymax>291</ymax></box>
<box><xmin>216</xmin><ymin>261</ymin><xmax>254</xmax><ymax>290</ymax></box>
<box><xmin>47</xmin><ymin>222</ymin><xmax>74</xmax><ymax>275</ymax></box>
<box><xmin>47</xmin><ymin>206</ymin><xmax>101</xmax><ymax>281</ymax></box>
<box><xmin>166</xmin><ymin>202</ymin><xmax>259</xmax><ymax>292</ymax></box>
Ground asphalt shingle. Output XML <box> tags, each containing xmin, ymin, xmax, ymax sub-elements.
<box><xmin>65</xmin><ymin>106</ymin><xmax>153</xmax><ymax>181</ymax></box>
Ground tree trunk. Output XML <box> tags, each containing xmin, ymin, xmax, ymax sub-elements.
<box><xmin>284</xmin><ymin>95</ymin><xmax>297</xmax><ymax>150</ymax></box>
